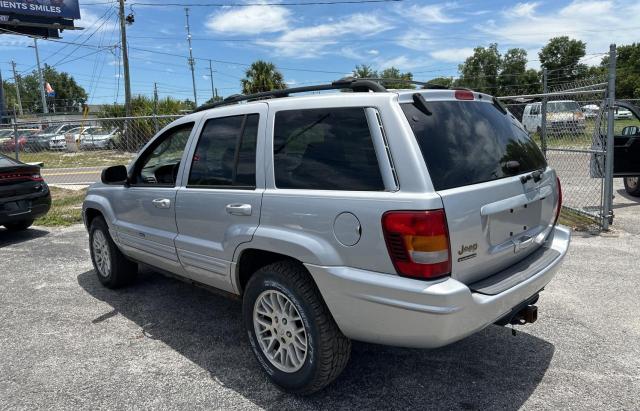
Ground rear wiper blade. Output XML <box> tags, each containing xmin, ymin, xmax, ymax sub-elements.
<box><xmin>412</xmin><ymin>93</ymin><xmax>432</xmax><ymax>116</ymax></box>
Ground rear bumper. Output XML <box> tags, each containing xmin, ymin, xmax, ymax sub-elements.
<box><xmin>0</xmin><ymin>188</ymin><xmax>51</xmax><ymax>224</ymax></box>
<box><xmin>306</xmin><ymin>225</ymin><xmax>570</xmax><ymax>348</ymax></box>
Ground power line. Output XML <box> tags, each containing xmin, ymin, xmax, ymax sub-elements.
<box><xmin>83</xmin><ymin>0</ymin><xmax>402</xmax><ymax>6</ymax></box>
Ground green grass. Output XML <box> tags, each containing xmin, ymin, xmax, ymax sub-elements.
<box><xmin>35</xmin><ymin>186</ymin><xmax>87</xmax><ymax>227</ymax></box>
<box><xmin>558</xmin><ymin>207</ymin><xmax>600</xmax><ymax>232</ymax></box>
<box><xmin>529</xmin><ymin>118</ymin><xmax>640</xmax><ymax>150</ymax></box>
<box><xmin>3</xmin><ymin>150</ymin><xmax>135</xmax><ymax>169</ymax></box>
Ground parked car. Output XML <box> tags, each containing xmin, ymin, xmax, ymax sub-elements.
<box><xmin>79</xmin><ymin>128</ymin><xmax>120</xmax><ymax>150</ymax></box>
<box><xmin>522</xmin><ymin>100</ymin><xmax>586</xmax><ymax>134</ymax></box>
<box><xmin>83</xmin><ymin>81</ymin><xmax>569</xmax><ymax>394</ymax></box>
<box><xmin>0</xmin><ymin>153</ymin><xmax>51</xmax><ymax>231</ymax></box>
<box><xmin>28</xmin><ymin>124</ymin><xmax>79</xmax><ymax>152</ymax></box>
<box><xmin>614</xmin><ymin>107</ymin><xmax>633</xmax><ymax>120</ymax></box>
<box><xmin>2</xmin><ymin>130</ymin><xmax>39</xmax><ymax>152</ymax></box>
<box><xmin>49</xmin><ymin>126</ymin><xmax>98</xmax><ymax>150</ymax></box>
<box><xmin>0</xmin><ymin>129</ymin><xmax>14</xmax><ymax>145</ymax></box>
<box><xmin>581</xmin><ymin>104</ymin><xmax>600</xmax><ymax>119</ymax></box>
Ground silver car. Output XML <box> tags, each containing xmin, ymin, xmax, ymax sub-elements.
<box><xmin>83</xmin><ymin>81</ymin><xmax>570</xmax><ymax>394</ymax></box>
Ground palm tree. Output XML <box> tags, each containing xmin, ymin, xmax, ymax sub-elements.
<box><xmin>241</xmin><ymin>60</ymin><xmax>286</xmax><ymax>94</ymax></box>
<box><xmin>353</xmin><ymin>64</ymin><xmax>378</xmax><ymax>79</ymax></box>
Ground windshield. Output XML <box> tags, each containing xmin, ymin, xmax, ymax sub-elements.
<box><xmin>40</xmin><ymin>125</ymin><xmax>59</xmax><ymax>134</ymax></box>
<box><xmin>86</xmin><ymin>128</ymin><xmax>106</xmax><ymax>135</ymax></box>
<box><xmin>402</xmin><ymin>100</ymin><xmax>547</xmax><ymax>191</ymax></box>
<box><xmin>548</xmin><ymin>101</ymin><xmax>580</xmax><ymax>113</ymax></box>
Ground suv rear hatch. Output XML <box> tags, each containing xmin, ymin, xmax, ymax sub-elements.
<box><xmin>402</xmin><ymin>91</ymin><xmax>560</xmax><ymax>285</ymax></box>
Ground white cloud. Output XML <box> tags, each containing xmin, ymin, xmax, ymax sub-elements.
<box><xmin>205</xmin><ymin>4</ymin><xmax>290</xmax><ymax>35</ymax></box>
<box><xmin>504</xmin><ymin>2</ymin><xmax>540</xmax><ymax>18</ymax></box>
<box><xmin>259</xmin><ymin>14</ymin><xmax>392</xmax><ymax>58</ymax></box>
<box><xmin>77</xmin><ymin>8</ymin><xmax>118</xmax><ymax>32</ymax></box>
<box><xmin>396</xmin><ymin>30</ymin><xmax>433</xmax><ymax>51</ymax></box>
<box><xmin>430</xmin><ymin>47</ymin><xmax>474</xmax><ymax>62</ymax></box>
<box><xmin>399</xmin><ymin>3</ymin><xmax>462</xmax><ymax>24</ymax></box>
<box><xmin>485</xmin><ymin>0</ymin><xmax>638</xmax><ymax>56</ymax></box>
<box><xmin>368</xmin><ymin>49</ymin><xmax>380</xmax><ymax>56</ymax></box>
<box><xmin>373</xmin><ymin>55</ymin><xmax>424</xmax><ymax>71</ymax></box>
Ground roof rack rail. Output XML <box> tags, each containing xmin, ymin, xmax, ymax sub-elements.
<box><xmin>356</xmin><ymin>77</ymin><xmax>450</xmax><ymax>90</ymax></box>
<box><xmin>193</xmin><ymin>78</ymin><xmax>387</xmax><ymax>112</ymax></box>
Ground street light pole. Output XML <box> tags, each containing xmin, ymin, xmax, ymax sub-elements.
<box><xmin>33</xmin><ymin>38</ymin><xmax>48</xmax><ymax>114</ymax></box>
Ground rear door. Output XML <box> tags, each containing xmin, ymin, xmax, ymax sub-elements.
<box><xmin>174</xmin><ymin>105</ymin><xmax>266</xmax><ymax>293</ymax></box>
<box><xmin>402</xmin><ymin>95</ymin><xmax>559</xmax><ymax>285</ymax></box>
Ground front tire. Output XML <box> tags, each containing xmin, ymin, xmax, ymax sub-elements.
<box><xmin>624</xmin><ymin>177</ymin><xmax>640</xmax><ymax>197</ymax></box>
<box><xmin>4</xmin><ymin>219</ymin><xmax>34</xmax><ymax>231</ymax></box>
<box><xmin>243</xmin><ymin>261</ymin><xmax>351</xmax><ymax>395</ymax></box>
<box><xmin>89</xmin><ymin>217</ymin><xmax>137</xmax><ymax>288</ymax></box>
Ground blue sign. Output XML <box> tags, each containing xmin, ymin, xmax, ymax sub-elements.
<box><xmin>0</xmin><ymin>1</ymin><xmax>81</xmax><ymax>20</ymax></box>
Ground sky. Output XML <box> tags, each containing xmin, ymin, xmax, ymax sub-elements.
<box><xmin>0</xmin><ymin>0</ymin><xmax>638</xmax><ymax>105</ymax></box>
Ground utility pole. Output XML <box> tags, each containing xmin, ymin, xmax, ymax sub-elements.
<box><xmin>10</xmin><ymin>61</ymin><xmax>23</xmax><ymax>116</ymax></box>
<box><xmin>0</xmin><ymin>69</ymin><xmax>7</xmax><ymax>124</ymax></box>
<box><xmin>33</xmin><ymin>38</ymin><xmax>48</xmax><ymax>114</ymax></box>
<box><xmin>208</xmin><ymin>59</ymin><xmax>215</xmax><ymax>101</ymax></box>
<box><xmin>118</xmin><ymin>0</ymin><xmax>132</xmax><ymax>117</ymax></box>
<box><xmin>153</xmin><ymin>82</ymin><xmax>159</xmax><ymax>133</ymax></box>
<box><xmin>185</xmin><ymin>8</ymin><xmax>197</xmax><ymax>106</ymax></box>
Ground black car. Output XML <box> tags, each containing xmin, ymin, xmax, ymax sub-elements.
<box><xmin>0</xmin><ymin>154</ymin><xmax>51</xmax><ymax>231</ymax></box>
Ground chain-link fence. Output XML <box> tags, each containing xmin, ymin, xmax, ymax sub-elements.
<box><xmin>498</xmin><ymin>47</ymin><xmax>617</xmax><ymax>230</ymax></box>
<box><xmin>0</xmin><ymin>115</ymin><xmax>182</xmax><ymax>225</ymax></box>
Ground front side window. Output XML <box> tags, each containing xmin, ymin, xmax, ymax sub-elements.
<box><xmin>187</xmin><ymin>114</ymin><xmax>259</xmax><ymax>188</ymax></box>
<box><xmin>273</xmin><ymin>107</ymin><xmax>384</xmax><ymax>191</ymax></box>
<box><xmin>134</xmin><ymin>123</ymin><xmax>193</xmax><ymax>186</ymax></box>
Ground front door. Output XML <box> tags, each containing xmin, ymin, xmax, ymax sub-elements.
<box><xmin>175</xmin><ymin>105</ymin><xmax>266</xmax><ymax>292</ymax></box>
<box><xmin>613</xmin><ymin>103</ymin><xmax>640</xmax><ymax>176</ymax></box>
<box><xmin>111</xmin><ymin>122</ymin><xmax>195</xmax><ymax>273</ymax></box>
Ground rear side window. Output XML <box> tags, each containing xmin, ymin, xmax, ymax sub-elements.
<box><xmin>273</xmin><ymin>107</ymin><xmax>384</xmax><ymax>191</ymax></box>
<box><xmin>188</xmin><ymin>114</ymin><xmax>258</xmax><ymax>188</ymax></box>
<box><xmin>402</xmin><ymin>100</ymin><xmax>546</xmax><ymax>191</ymax></box>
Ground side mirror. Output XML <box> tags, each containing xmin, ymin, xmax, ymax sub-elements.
<box><xmin>101</xmin><ymin>165</ymin><xmax>128</xmax><ymax>185</ymax></box>
<box><xmin>622</xmin><ymin>126</ymin><xmax>639</xmax><ymax>136</ymax></box>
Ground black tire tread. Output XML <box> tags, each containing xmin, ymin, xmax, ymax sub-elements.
<box><xmin>249</xmin><ymin>260</ymin><xmax>351</xmax><ymax>395</ymax></box>
<box><xmin>623</xmin><ymin>177</ymin><xmax>640</xmax><ymax>197</ymax></box>
<box><xmin>90</xmin><ymin>216</ymin><xmax>137</xmax><ymax>288</ymax></box>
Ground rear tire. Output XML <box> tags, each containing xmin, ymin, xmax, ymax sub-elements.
<box><xmin>624</xmin><ymin>177</ymin><xmax>640</xmax><ymax>197</ymax></box>
<box><xmin>89</xmin><ymin>216</ymin><xmax>137</xmax><ymax>288</ymax></box>
<box><xmin>4</xmin><ymin>219</ymin><xmax>34</xmax><ymax>231</ymax></box>
<box><xmin>242</xmin><ymin>261</ymin><xmax>351</xmax><ymax>395</ymax></box>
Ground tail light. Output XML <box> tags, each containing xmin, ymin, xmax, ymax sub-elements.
<box><xmin>382</xmin><ymin>210</ymin><xmax>451</xmax><ymax>280</ymax></box>
<box><xmin>553</xmin><ymin>177</ymin><xmax>562</xmax><ymax>226</ymax></box>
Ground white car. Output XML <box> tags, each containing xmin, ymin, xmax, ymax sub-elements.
<box><xmin>581</xmin><ymin>104</ymin><xmax>599</xmax><ymax>119</ymax></box>
<box><xmin>614</xmin><ymin>107</ymin><xmax>633</xmax><ymax>120</ymax></box>
<box><xmin>79</xmin><ymin>128</ymin><xmax>120</xmax><ymax>150</ymax></box>
<box><xmin>49</xmin><ymin>126</ymin><xmax>98</xmax><ymax>150</ymax></box>
<box><xmin>522</xmin><ymin>100</ymin><xmax>586</xmax><ymax>134</ymax></box>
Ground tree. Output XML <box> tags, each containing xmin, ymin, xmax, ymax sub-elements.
<box><xmin>379</xmin><ymin>67</ymin><xmax>415</xmax><ymax>89</ymax></box>
<box><xmin>456</xmin><ymin>43</ymin><xmax>501</xmax><ymax>94</ymax></box>
<box><xmin>1</xmin><ymin>65</ymin><xmax>87</xmax><ymax>114</ymax></box>
<box><xmin>204</xmin><ymin>95</ymin><xmax>223</xmax><ymax>105</ymax></box>
<box><xmin>538</xmin><ymin>36</ymin><xmax>587</xmax><ymax>83</ymax></box>
<box><xmin>499</xmin><ymin>48</ymin><xmax>541</xmax><ymax>95</ymax></box>
<box><xmin>424</xmin><ymin>77</ymin><xmax>453</xmax><ymax>88</ymax></box>
<box><xmin>601</xmin><ymin>43</ymin><xmax>640</xmax><ymax>99</ymax></box>
<box><xmin>241</xmin><ymin>60</ymin><xmax>286</xmax><ymax>94</ymax></box>
<box><xmin>352</xmin><ymin>64</ymin><xmax>378</xmax><ymax>79</ymax></box>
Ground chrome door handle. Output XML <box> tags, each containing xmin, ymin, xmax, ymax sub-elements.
<box><xmin>226</xmin><ymin>203</ymin><xmax>252</xmax><ymax>216</ymax></box>
<box><xmin>152</xmin><ymin>198</ymin><xmax>171</xmax><ymax>209</ymax></box>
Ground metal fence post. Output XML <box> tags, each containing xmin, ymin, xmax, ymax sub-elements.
<box><xmin>602</xmin><ymin>44</ymin><xmax>616</xmax><ymax>230</ymax></box>
<box><xmin>541</xmin><ymin>68</ymin><xmax>548</xmax><ymax>158</ymax></box>
<box><xmin>12</xmin><ymin>111</ymin><xmax>19</xmax><ymax>161</ymax></box>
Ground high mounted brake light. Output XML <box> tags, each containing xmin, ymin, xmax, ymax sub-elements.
<box><xmin>382</xmin><ymin>210</ymin><xmax>451</xmax><ymax>280</ymax></box>
<box><xmin>454</xmin><ymin>90</ymin><xmax>475</xmax><ymax>100</ymax></box>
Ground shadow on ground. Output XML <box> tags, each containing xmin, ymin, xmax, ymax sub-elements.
<box><xmin>614</xmin><ymin>188</ymin><xmax>640</xmax><ymax>208</ymax></box>
<box><xmin>78</xmin><ymin>269</ymin><xmax>554</xmax><ymax>410</ymax></box>
<box><xmin>0</xmin><ymin>227</ymin><xmax>49</xmax><ymax>248</ymax></box>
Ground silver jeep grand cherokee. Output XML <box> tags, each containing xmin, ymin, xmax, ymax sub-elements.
<box><xmin>83</xmin><ymin>79</ymin><xmax>570</xmax><ymax>394</ymax></box>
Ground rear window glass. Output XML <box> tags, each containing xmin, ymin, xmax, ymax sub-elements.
<box><xmin>273</xmin><ymin>107</ymin><xmax>384</xmax><ymax>191</ymax></box>
<box><xmin>0</xmin><ymin>154</ymin><xmax>18</xmax><ymax>167</ymax></box>
<box><xmin>402</xmin><ymin>100</ymin><xmax>546</xmax><ymax>191</ymax></box>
